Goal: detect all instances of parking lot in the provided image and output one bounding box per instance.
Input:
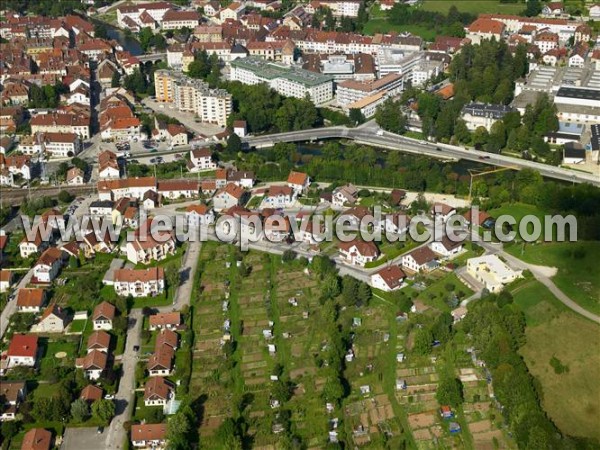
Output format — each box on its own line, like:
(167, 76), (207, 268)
(61, 427), (107, 450)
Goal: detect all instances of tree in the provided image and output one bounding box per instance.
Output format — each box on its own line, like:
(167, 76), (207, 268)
(436, 376), (463, 407)
(341, 275), (359, 306)
(32, 397), (54, 421)
(1, 420), (19, 442)
(71, 398), (90, 423)
(226, 133), (242, 154)
(322, 273), (341, 299)
(91, 399), (115, 424)
(187, 50), (211, 79)
(348, 108), (365, 126)
(454, 119), (471, 144)
(472, 126), (489, 149)
(111, 71), (121, 88)
(356, 281), (372, 306)
(165, 265), (180, 292)
(375, 99), (407, 134)
(58, 190), (74, 203)
(281, 249), (297, 262)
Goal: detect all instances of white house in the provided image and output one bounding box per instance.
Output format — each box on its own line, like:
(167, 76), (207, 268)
(76, 349), (108, 380)
(144, 376), (173, 407)
(287, 171), (310, 195)
(228, 170), (255, 188)
(264, 185), (295, 208)
(0, 269), (13, 293)
(66, 167), (84, 185)
(338, 239), (379, 266)
(429, 235), (464, 259)
(147, 345), (174, 377)
(32, 247), (64, 284)
(185, 204), (215, 227)
(590, 4), (600, 19)
(92, 301), (116, 331)
(149, 312), (181, 331)
(332, 184), (358, 207)
(380, 212), (409, 234)
(32, 303), (68, 333)
(131, 424), (167, 449)
(401, 246), (439, 272)
(113, 267), (165, 298)
(4, 334), (39, 371)
(371, 265), (406, 292)
(125, 231), (176, 265)
(431, 203), (457, 223)
(16, 288), (46, 313)
(188, 147), (217, 172)
(213, 183), (246, 211)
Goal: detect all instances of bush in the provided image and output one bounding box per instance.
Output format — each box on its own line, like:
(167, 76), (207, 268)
(58, 190), (74, 203)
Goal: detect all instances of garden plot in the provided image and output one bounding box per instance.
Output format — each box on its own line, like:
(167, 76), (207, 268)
(191, 244), (233, 436)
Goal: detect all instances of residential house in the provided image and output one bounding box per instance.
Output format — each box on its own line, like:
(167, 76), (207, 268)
(66, 167), (84, 185)
(233, 120), (247, 137)
(162, 10), (200, 30)
(0, 269), (13, 293)
(125, 227), (176, 265)
(147, 345), (174, 376)
(16, 288), (46, 313)
(287, 171), (310, 195)
(188, 148), (217, 172)
(89, 200), (115, 217)
(401, 246), (439, 272)
(149, 312), (181, 331)
(431, 203), (456, 223)
(462, 209), (494, 228)
(21, 429), (52, 450)
(429, 235), (464, 258)
(213, 183), (246, 211)
(5, 334), (39, 370)
(113, 267), (165, 297)
(461, 103), (516, 132)
(338, 239), (379, 266)
(228, 170), (255, 188)
(0, 381), (26, 421)
(466, 18), (505, 44)
(332, 184), (358, 207)
(541, 1), (563, 16)
(32, 247), (64, 283)
(264, 185), (295, 208)
(131, 423), (167, 449)
(98, 150), (120, 179)
(157, 179), (200, 199)
(590, 4), (600, 19)
(87, 330), (111, 354)
(156, 329), (179, 350)
(32, 303), (68, 333)
(76, 349), (108, 380)
(93, 301), (116, 330)
(80, 385), (103, 403)
(371, 265), (406, 291)
(144, 377), (173, 406)
(263, 214), (292, 242)
(380, 212), (409, 234)
(186, 204), (215, 227)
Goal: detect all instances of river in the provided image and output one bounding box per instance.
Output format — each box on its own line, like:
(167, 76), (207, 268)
(105, 24), (144, 56)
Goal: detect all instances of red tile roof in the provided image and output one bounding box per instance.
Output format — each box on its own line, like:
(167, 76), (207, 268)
(16, 288), (46, 308)
(7, 334), (38, 358)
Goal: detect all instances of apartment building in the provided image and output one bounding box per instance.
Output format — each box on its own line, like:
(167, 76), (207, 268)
(154, 70), (232, 126)
(161, 10), (200, 30)
(230, 57), (334, 105)
(30, 113), (89, 139)
(113, 267), (165, 297)
(336, 73), (402, 106)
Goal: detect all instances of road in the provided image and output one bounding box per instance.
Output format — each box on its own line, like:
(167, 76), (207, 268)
(104, 308), (142, 450)
(0, 268), (33, 339)
(479, 241), (600, 324)
(243, 126), (600, 187)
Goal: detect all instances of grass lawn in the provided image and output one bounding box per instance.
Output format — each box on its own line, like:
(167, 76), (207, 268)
(504, 241), (600, 316)
(246, 195), (264, 208)
(68, 320), (87, 333)
(511, 280), (600, 440)
(39, 339), (78, 374)
(420, 0), (525, 14)
(489, 202), (549, 241)
(363, 19), (437, 41)
(365, 238), (420, 268)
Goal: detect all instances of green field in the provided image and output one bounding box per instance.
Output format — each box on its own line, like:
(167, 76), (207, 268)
(505, 242), (600, 316)
(420, 0), (525, 14)
(511, 280), (600, 440)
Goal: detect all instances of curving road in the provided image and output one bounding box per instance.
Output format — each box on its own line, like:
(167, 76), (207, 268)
(244, 126), (600, 187)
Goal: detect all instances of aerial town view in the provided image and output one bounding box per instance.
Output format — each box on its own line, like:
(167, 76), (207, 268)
(0, 0), (599, 448)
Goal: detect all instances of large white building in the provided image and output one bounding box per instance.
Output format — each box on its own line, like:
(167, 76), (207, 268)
(466, 254), (522, 293)
(336, 73), (402, 107)
(154, 70), (232, 126)
(461, 103), (517, 131)
(230, 58), (334, 105)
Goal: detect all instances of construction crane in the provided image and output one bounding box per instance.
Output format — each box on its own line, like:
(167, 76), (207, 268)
(468, 166), (517, 201)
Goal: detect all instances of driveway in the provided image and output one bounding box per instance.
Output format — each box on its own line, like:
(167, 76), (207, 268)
(104, 309), (143, 449)
(62, 427), (107, 450)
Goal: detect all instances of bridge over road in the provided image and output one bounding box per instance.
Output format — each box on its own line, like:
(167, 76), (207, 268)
(137, 52), (166, 63)
(244, 127), (600, 187)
